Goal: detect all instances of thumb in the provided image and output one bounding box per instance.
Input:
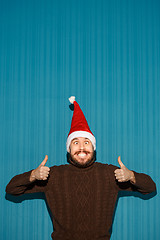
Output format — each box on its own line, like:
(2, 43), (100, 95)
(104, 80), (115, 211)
(118, 156), (125, 168)
(40, 155), (48, 166)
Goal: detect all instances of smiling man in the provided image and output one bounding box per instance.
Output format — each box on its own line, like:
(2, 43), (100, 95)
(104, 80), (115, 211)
(69, 137), (94, 166)
(6, 96), (156, 240)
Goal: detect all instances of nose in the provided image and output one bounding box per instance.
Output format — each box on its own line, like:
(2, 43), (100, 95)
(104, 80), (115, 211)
(79, 142), (84, 151)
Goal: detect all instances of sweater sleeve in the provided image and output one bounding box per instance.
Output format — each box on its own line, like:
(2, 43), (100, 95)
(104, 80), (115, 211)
(6, 170), (48, 196)
(108, 164), (156, 195)
(131, 171), (156, 194)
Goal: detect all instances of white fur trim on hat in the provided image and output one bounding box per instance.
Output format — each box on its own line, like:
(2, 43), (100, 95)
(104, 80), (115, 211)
(66, 130), (96, 152)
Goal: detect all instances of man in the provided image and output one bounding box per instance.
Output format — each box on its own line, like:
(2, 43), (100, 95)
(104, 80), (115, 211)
(6, 96), (156, 240)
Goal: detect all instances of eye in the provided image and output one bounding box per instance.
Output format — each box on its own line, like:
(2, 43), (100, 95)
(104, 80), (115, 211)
(73, 141), (78, 145)
(85, 141), (89, 144)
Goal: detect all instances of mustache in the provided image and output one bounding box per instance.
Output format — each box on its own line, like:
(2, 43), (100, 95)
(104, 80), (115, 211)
(74, 150), (91, 155)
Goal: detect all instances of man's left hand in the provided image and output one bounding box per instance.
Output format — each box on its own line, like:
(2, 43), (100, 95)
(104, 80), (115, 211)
(114, 156), (136, 184)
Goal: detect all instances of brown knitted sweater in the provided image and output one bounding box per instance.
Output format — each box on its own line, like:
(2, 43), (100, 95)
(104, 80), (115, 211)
(6, 162), (156, 240)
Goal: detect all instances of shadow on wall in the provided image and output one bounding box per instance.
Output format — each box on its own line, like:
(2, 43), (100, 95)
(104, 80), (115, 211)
(5, 189), (157, 236)
(109, 190), (157, 235)
(5, 192), (53, 228)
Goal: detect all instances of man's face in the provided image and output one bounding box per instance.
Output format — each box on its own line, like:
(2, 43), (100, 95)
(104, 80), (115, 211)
(69, 137), (94, 166)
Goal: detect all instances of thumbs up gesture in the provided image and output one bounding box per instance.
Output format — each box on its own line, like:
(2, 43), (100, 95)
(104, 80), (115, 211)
(114, 156), (136, 183)
(30, 155), (50, 182)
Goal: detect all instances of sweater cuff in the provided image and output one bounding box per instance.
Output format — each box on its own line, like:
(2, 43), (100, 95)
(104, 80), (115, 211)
(22, 170), (34, 184)
(13, 170), (34, 185)
(131, 171), (143, 187)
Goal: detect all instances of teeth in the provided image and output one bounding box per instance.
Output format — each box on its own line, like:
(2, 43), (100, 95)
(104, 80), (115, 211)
(78, 153), (87, 157)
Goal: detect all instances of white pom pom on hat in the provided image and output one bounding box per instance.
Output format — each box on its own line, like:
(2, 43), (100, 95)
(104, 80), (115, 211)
(68, 96), (75, 104)
(66, 96), (96, 152)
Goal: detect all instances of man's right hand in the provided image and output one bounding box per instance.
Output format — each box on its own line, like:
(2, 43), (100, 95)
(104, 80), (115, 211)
(29, 155), (50, 182)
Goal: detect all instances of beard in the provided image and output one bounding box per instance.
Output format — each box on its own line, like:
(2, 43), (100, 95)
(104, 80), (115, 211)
(67, 151), (96, 168)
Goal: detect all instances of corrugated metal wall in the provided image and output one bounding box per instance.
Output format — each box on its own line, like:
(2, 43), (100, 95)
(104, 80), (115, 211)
(0, 0), (159, 239)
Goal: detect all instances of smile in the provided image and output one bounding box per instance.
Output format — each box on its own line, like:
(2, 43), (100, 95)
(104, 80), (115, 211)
(77, 153), (87, 158)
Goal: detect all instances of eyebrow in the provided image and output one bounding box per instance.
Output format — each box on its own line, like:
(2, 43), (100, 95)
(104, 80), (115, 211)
(72, 138), (89, 141)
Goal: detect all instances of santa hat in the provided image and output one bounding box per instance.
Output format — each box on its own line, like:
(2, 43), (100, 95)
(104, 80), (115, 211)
(66, 96), (96, 152)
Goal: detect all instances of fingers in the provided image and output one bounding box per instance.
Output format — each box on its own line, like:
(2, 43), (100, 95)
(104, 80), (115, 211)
(115, 156), (125, 182)
(34, 155), (50, 181)
(40, 155), (48, 166)
(114, 168), (126, 182)
(38, 166), (50, 180)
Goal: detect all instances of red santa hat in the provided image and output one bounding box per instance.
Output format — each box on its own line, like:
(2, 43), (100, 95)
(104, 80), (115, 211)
(66, 96), (96, 152)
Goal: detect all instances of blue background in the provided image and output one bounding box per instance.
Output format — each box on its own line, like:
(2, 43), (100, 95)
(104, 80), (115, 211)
(0, 0), (159, 239)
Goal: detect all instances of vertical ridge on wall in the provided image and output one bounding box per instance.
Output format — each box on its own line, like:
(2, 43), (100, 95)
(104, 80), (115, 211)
(0, 0), (159, 239)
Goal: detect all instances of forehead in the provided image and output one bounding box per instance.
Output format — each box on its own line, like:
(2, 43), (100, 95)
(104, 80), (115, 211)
(71, 137), (91, 142)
